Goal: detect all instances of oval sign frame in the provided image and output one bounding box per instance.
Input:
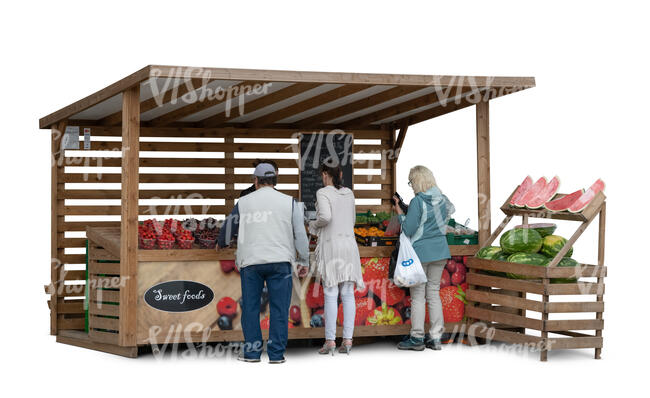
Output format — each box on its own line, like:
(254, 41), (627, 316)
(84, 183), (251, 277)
(143, 280), (214, 313)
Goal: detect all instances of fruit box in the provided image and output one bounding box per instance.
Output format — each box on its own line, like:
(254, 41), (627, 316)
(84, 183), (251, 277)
(465, 255), (606, 361)
(355, 234), (398, 246)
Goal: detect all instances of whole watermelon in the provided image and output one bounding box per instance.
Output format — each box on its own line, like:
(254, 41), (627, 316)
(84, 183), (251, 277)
(500, 228), (543, 254)
(514, 223), (557, 238)
(476, 246), (502, 259)
(494, 252), (510, 262)
(505, 252), (548, 279)
(550, 257), (579, 284)
(540, 235), (573, 258)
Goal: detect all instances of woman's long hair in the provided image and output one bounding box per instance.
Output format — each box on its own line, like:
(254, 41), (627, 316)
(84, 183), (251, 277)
(320, 160), (343, 189)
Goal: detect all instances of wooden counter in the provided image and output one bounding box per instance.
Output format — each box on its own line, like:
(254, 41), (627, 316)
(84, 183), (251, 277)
(86, 226), (478, 261)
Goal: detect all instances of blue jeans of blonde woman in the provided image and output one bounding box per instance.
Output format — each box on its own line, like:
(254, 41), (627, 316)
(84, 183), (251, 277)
(324, 281), (355, 341)
(409, 259), (446, 340)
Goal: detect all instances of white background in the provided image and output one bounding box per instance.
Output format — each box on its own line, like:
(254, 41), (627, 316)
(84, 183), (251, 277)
(1, 0), (649, 396)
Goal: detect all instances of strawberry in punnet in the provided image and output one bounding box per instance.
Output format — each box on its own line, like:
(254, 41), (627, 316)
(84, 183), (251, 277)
(216, 297), (237, 318)
(440, 284), (467, 323)
(305, 282), (325, 309)
(337, 297), (377, 326)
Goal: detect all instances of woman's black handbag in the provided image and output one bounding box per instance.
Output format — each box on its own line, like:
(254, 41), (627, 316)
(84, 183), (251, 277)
(388, 240), (400, 280)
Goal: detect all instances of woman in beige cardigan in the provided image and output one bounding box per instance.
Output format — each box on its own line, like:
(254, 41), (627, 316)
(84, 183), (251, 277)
(309, 162), (364, 355)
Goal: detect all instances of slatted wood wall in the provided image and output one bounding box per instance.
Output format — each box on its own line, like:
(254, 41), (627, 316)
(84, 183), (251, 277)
(50, 126), (395, 332)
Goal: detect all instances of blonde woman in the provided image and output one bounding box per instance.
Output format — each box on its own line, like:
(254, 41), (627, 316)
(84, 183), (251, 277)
(394, 166), (455, 351)
(309, 162), (364, 355)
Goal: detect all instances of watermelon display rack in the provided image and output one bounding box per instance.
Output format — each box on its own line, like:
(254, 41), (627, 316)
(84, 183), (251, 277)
(465, 187), (607, 361)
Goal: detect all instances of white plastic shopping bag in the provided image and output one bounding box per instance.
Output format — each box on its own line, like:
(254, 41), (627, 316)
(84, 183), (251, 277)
(394, 232), (427, 287)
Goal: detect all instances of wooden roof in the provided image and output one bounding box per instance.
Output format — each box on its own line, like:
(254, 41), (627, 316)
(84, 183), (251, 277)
(39, 65), (535, 130)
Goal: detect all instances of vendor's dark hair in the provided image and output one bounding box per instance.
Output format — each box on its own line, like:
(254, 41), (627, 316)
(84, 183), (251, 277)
(256, 175), (277, 186)
(320, 159), (343, 189)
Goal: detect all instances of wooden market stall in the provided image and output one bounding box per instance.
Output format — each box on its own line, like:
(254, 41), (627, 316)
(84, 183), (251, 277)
(40, 65), (535, 357)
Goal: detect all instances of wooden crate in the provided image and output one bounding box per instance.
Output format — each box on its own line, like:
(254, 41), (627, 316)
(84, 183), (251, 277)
(465, 189), (607, 361)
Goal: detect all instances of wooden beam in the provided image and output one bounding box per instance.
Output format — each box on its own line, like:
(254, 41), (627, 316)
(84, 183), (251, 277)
(147, 80), (259, 126)
(119, 85), (140, 347)
(150, 65), (536, 88)
(245, 84), (371, 127)
(595, 202), (606, 359)
(476, 100), (491, 246)
(99, 77), (219, 126)
(50, 121), (66, 335)
(295, 86), (424, 128)
(199, 83), (322, 127)
(39, 66), (150, 129)
(393, 122), (408, 159)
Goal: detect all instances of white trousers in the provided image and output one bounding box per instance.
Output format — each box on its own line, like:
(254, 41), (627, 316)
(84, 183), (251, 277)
(324, 281), (355, 340)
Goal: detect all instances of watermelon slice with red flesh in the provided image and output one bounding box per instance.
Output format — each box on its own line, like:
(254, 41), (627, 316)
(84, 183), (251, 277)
(544, 189), (584, 212)
(568, 179), (605, 213)
(514, 177), (547, 207)
(509, 176), (533, 206)
(526, 176), (560, 209)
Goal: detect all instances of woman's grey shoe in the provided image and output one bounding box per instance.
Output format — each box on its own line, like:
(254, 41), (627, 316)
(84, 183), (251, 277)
(397, 336), (425, 351)
(425, 337), (442, 350)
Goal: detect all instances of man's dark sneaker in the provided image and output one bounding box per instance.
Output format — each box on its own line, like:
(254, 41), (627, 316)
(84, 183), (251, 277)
(237, 353), (261, 363)
(397, 336), (425, 351)
(269, 357), (286, 364)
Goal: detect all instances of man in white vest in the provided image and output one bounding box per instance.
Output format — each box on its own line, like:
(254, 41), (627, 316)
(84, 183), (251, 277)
(217, 163), (309, 363)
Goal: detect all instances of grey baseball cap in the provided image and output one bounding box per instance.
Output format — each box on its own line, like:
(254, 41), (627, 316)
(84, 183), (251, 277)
(253, 163), (277, 177)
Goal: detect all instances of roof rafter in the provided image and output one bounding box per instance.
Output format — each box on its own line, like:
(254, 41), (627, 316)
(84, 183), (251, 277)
(342, 86), (476, 128)
(148, 80), (260, 127)
(294, 86), (425, 128)
(245, 84), (372, 127)
(198, 83), (323, 128)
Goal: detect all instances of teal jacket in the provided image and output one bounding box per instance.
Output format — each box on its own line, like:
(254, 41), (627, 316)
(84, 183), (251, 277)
(398, 187), (454, 263)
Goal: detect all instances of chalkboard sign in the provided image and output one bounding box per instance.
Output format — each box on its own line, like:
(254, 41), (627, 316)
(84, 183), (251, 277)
(300, 133), (353, 211)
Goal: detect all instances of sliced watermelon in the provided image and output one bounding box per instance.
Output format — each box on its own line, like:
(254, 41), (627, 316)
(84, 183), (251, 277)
(568, 179), (605, 213)
(544, 189), (584, 212)
(514, 177), (547, 207)
(509, 176), (533, 206)
(526, 176), (560, 209)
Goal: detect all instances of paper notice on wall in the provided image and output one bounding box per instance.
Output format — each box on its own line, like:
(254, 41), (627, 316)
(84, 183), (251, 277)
(61, 126), (80, 150)
(83, 128), (91, 150)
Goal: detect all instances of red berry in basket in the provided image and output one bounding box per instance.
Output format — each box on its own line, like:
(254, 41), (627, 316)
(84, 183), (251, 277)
(216, 297), (237, 318)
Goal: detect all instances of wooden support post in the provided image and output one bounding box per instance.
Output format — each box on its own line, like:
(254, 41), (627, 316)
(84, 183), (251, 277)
(595, 202), (606, 359)
(224, 137), (235, 214)
(476, 101), (491, 246)
(51, 121), (66, 335)
(119, 86), (140, 347)
(389, 127), (398, 208)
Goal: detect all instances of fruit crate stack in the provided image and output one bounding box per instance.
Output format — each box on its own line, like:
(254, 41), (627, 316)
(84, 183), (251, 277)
(465, 186), (607, 361)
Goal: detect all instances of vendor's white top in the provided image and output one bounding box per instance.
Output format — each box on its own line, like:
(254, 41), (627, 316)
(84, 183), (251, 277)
(236, 186), (309, 270)
(309, 185), (364, 289)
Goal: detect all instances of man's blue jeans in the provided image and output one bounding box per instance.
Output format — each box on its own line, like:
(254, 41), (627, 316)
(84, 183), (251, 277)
(239, 262), (292, 361)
